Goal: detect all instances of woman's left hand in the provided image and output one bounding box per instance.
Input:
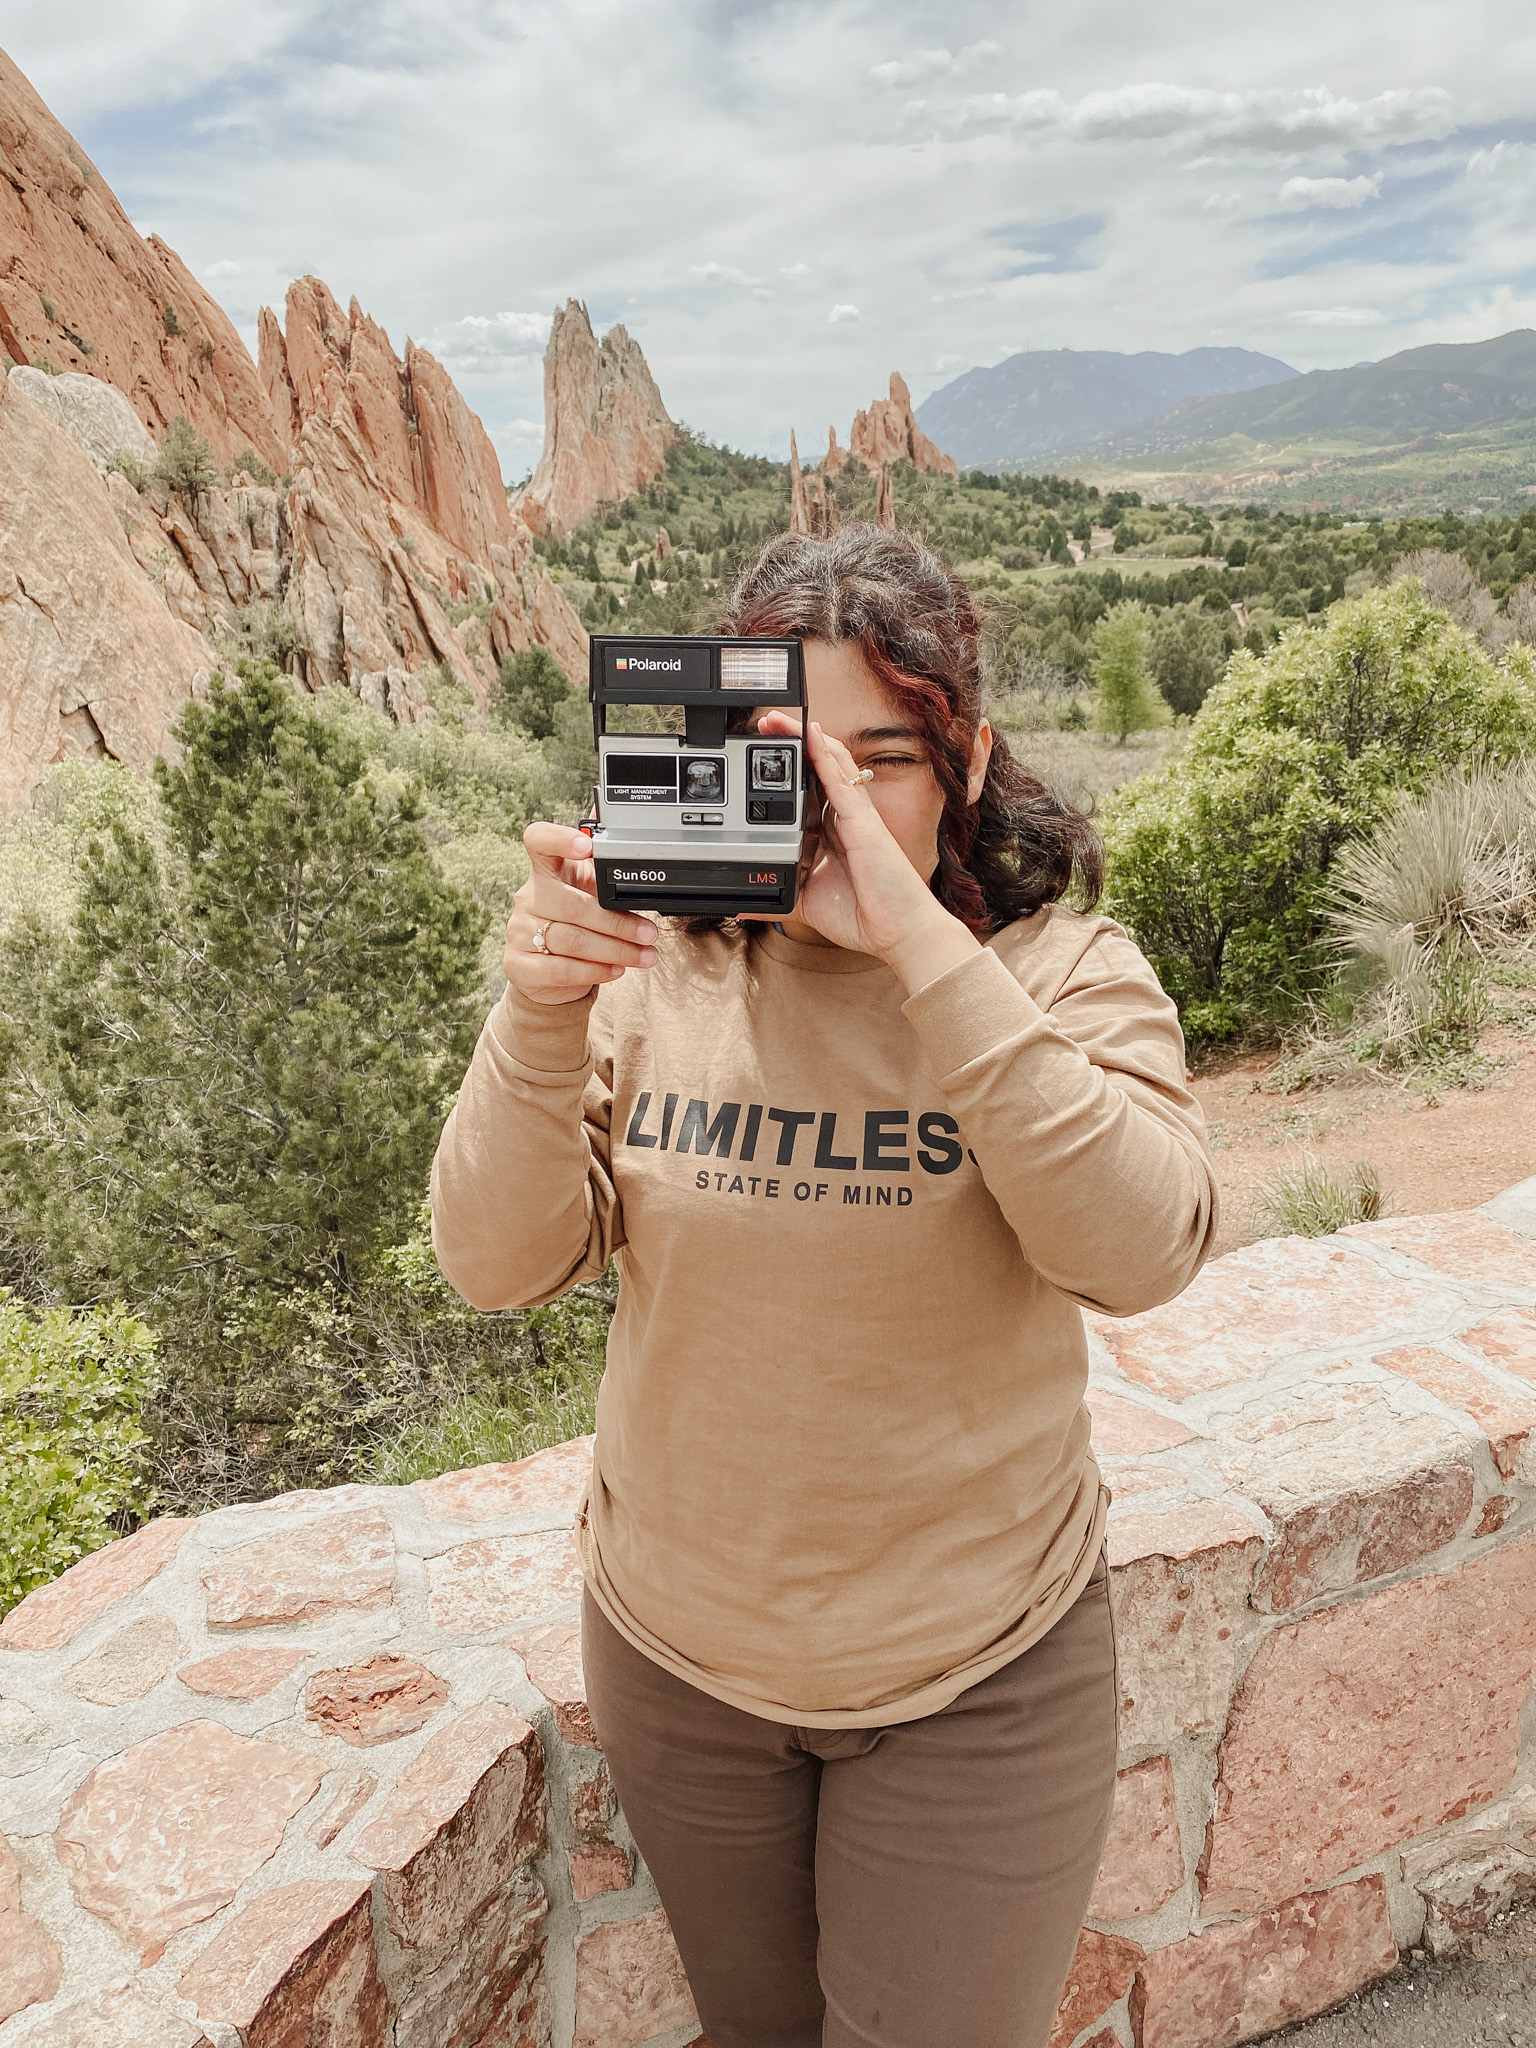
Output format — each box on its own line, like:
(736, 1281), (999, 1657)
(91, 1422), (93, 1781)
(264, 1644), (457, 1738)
(793, 720), (982, 993)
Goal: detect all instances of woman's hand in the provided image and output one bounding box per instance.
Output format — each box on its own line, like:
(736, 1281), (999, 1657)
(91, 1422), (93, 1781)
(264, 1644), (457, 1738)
(505, 823), (657, 1005)
(793, 720), (981, 994)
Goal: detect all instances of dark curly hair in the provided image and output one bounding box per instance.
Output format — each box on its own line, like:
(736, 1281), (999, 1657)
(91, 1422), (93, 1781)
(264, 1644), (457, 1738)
(718, 523), (1102, 933)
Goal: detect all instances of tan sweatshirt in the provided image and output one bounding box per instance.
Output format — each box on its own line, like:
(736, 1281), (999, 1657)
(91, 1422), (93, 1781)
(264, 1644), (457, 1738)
(431, 910), (1216, 1727)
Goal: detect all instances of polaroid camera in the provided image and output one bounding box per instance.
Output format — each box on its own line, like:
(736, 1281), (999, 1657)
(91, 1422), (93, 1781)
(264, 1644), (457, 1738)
(586, 635), (810, 916)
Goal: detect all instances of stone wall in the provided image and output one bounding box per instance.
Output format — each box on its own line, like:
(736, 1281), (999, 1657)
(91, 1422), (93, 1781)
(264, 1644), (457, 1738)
(3, 1179), (1536, 2047)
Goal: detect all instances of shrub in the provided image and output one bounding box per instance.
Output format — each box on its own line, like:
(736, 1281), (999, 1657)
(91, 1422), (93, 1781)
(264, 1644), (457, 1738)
(108, 447), (151, 493)
(0, 1296), (160, 1615)
(231, 448), (280, 489)
(154, 415), (218, 506)
(491, 645), (576, 741)
(1255, 1159), (1384, 1239)
(1100, 581), (1536, 1037)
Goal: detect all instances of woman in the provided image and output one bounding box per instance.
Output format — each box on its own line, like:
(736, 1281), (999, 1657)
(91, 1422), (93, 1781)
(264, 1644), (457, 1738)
(432, 525), (1216, 2048)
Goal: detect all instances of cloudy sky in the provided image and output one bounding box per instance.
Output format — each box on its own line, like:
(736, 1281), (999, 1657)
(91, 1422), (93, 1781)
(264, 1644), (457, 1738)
(6, 1), (1536, 474)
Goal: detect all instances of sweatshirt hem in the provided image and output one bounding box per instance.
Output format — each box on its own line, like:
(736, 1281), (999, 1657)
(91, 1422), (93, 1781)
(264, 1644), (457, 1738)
(575, 1483), (1110, 1730)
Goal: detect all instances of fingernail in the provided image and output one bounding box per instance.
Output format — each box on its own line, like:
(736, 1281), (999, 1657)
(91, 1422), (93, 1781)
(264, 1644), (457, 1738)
(638, 948), (657, 966)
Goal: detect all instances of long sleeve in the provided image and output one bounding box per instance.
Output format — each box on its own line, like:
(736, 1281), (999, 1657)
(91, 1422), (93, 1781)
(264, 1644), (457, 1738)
(430, 985), (621, 1311)
(901, 932), (1216, 1316)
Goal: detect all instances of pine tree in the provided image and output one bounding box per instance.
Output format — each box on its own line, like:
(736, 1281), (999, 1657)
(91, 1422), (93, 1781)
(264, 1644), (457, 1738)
(1090, 601), (1169, 745)
(5, 663), (486, 1306)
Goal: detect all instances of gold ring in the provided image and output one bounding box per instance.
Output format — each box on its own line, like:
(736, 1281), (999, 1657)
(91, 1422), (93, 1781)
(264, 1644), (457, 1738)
(531, 921), (551, 954)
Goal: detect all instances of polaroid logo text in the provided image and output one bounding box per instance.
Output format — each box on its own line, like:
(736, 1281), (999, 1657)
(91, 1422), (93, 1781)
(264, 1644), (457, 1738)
(614, 655), (683, 673)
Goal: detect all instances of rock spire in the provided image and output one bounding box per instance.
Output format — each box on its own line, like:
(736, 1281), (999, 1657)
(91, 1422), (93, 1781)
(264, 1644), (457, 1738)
(849, 373), (958, 478)
(519, 302), (675, 536)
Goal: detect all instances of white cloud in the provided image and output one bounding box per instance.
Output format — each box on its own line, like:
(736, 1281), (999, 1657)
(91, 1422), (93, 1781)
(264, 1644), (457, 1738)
(1203, 193), (1243, 213)
(689, 262), (759, 285)
(828, 304), (861, 323)
(1280, 172), (1383, 208)
(1289, 305), (1383, 325)
(957, 83), (1453, 154)
(201, 258), (243, 277)
(426, 309), (552, 373)
(869, 41), (1000, 88)
(780, 262), (811, 278)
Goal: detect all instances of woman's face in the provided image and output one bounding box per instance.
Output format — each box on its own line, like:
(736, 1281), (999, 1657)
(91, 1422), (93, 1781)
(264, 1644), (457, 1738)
(787, 637), (992, 887)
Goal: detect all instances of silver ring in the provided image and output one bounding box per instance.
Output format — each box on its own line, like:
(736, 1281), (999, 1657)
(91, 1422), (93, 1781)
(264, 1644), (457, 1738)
(531, 922), (551, 954)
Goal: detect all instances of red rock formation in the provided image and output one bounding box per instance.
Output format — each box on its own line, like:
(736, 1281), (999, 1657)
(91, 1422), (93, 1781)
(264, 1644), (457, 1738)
(875, 463), (895, 532)
(848, 373), (958, 478)
(788, 431), (809, 534)
(0, 376), (213, 816)
(0, 48), (284, 468)
(821, 425), (849, 477)
(259, 279), (586, 696)
(519, 302), (674, 536)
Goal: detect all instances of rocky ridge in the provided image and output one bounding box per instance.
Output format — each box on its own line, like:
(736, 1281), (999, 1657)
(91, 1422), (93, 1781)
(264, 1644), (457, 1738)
(0, 47), (587, 816)
(518, 302), (675, 537)
(0, 49), (283, 470)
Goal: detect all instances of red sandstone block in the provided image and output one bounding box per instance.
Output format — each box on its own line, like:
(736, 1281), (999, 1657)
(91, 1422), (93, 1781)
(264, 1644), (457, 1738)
(1133, 1875), (1396, 2048)
(427, 1529), (583, 1634)
(0, 1982), (211, 2045)
(1048, 1927), (1143, 2048)
(61, 1614), (180, 1705)
(53, 1719), (321, 1963)
(571, 1759), (619, 1841)
(1375, 1345), (1536, 1479)
(1090, 1755), (1184, 1921)
(176, 1878), (386, 2047)
(201, 1510), (395, 1630)
(1085, 1387), (1196, 1454)
(1202, 1536), (1536, 1915)
(178, 1643), (307, 1699)
(573, 1908), (698, 2048)
(1108, 1501), (1263, 1751)
(391, 1870), (547, 2048)
(1401, 1785), (1536, 1955)
(1091, 1238), (1448, 1400)
(352, 1702), (545, 1950)
(309, 1767), (379, 1849)
(571, 1840), (635, 1901)
(1208, 1392), (1474, 1611)
(523, 1619), (597, 1746)
(0, 1518), (190, 1651)
(413, 1434), (594, 1522)
(0, 1835), (62, 2025)
(305, 1653), (450, 1747)
(1344, 1212), (1536, 1291)
(1464, 1311), (1536, 1381)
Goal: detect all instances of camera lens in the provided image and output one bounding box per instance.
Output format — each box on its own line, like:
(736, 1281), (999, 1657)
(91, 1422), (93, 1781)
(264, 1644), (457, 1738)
(682, 757), (726, 804)
(752, 746), (793, 790)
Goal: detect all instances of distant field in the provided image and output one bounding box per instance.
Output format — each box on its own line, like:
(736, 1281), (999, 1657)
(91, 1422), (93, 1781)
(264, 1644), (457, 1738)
(1053, 418), (1536, 516)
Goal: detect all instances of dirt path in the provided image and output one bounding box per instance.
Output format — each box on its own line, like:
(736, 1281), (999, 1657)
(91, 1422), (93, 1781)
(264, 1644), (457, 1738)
(1191, 1027), (1536, 1259)
(1256, 1903), (1536, 2047)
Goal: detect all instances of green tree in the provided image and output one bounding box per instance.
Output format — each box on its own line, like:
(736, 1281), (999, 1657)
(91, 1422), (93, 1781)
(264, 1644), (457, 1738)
(154, 415), (217, 507)
(1091, 601), (1169, 743)
(3, 662), (486, 1308)
(1100, 580), (1536, 1038)
(491, 646), (575, 741)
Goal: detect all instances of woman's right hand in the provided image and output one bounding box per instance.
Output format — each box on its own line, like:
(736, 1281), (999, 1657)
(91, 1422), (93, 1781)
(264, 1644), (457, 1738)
(504, 823), (658, 1005)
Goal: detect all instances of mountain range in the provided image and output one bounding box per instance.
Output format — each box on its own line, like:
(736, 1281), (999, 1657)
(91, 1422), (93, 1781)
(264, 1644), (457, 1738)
(914, 347), (1298, 468)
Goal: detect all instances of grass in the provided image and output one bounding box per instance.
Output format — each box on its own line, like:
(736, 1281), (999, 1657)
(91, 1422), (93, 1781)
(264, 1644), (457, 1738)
(1254, 1158), (1385, 1238)
(362, 1349), (604, 1485)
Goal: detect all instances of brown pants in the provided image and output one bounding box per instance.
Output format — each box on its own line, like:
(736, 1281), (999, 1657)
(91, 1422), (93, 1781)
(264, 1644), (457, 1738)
(581, 1562), (1118, 2048)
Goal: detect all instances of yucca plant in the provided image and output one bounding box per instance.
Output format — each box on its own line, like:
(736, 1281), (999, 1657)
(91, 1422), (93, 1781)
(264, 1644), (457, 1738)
(1255, 1158), (1385, 1238)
